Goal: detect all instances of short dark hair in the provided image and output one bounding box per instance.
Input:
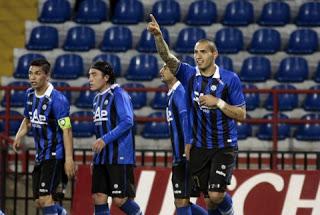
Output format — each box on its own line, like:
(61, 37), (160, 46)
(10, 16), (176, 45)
(196, 39), (218, 53)
(91, 61), (115, 84)
(30, 59), (51, 74)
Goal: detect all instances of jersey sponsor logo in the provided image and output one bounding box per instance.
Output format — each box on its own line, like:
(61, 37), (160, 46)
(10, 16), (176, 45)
(216, 170), (226, 177)
(29, 109), (47, 126)
(193, 91), (211, 113)
(166, 108), (173, 123)
(94, 107), (108, 122)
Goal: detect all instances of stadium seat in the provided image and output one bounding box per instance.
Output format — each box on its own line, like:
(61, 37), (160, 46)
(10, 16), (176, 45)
(100, 26), (132, 52)
(296, 2), (320, 26)
(26, 26), (58, 50)
(51, 81), (71, 102)
(137, 28), (170, 53)
(52, 54), (83, 79)
(223, 0), (254, 26)
(151, 85), (168, 109)
(179, 55), (195, 66)
(122, 83), (147, 109)
(14, 53), (46, 79)
(215, 28), (243, 53)
(275, 57), (308, 82)
(0, 110), (23, 136)
(215, 55), (233, 71)
(71, 111), (94, 137)
(302, 85), (320, 111)
(152, 0), (180, 25)
(257, 113), (290, 140)
(185, 0), (217, 25)
(74, 0), (108, 24)
(39, 0), (71, 23)
(314, 62), (320, 83)
(75, 83), (96, 109)
(258, 1), (290, 26)
(287, 29), (318, 54)
(237, 114), (252, 139)
(249, 28), (281, 54)
(112, 0), (144, 24)
(1, 81), (30, 107)
(92, 54), (121, 77)
(141, 112), (169, 139)
(242, 84), (260, 111)
(63, 26), (95, 51)
(264, 84), (298, 111)
(174, 27), (206, 53)
(295, 113), (320, 141)
(240, 56), (271, 82)
(125, 54), (158, 81)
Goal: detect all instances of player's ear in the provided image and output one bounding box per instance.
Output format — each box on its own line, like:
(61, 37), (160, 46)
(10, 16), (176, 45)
(104, 74), (110, 83)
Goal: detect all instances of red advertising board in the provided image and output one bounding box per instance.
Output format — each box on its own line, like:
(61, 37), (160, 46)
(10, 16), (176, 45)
(72, 166), (320, 215)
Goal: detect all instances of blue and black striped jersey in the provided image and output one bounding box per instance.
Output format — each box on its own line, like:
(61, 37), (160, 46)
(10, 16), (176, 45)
(92, 84), (135, 165)
(166, 81), (192, 163)
(176, 63), (245, 149)
(23, 83), (70, 162)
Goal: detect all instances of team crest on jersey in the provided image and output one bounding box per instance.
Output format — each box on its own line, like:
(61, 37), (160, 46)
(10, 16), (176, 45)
(104, 99), (109, 105)
(42, 104), (47, 110)
(210, 85), (217, 92)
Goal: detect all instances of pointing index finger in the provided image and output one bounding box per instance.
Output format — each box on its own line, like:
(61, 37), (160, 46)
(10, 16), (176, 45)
(150, 14), (158, 24)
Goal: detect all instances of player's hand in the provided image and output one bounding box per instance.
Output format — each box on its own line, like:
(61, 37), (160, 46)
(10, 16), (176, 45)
(199, 94), (218, 108)
(13, 137), (22, 153)
(92, 138), (106, 153)
(64, 158), (76, 179)
(147, 14), (162, 36)
(185, 144), (191, 161)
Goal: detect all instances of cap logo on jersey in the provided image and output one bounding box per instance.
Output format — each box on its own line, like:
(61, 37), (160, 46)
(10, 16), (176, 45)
(94, 107), (108, 122)
(29, 109), (47, 126)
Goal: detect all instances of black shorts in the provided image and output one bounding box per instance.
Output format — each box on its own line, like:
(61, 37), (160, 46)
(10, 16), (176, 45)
(32, 159), (68, 200)
(190, 147), (237, 197)
(172, 161), (191, 199)
(92, 164), (136, 198)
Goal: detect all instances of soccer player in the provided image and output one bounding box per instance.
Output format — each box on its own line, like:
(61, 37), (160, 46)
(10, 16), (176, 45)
(148, 15), (246, 215)
(13, 59), (75, 215)
(161, 64), (207, 215)
(89, 61), (142, 215)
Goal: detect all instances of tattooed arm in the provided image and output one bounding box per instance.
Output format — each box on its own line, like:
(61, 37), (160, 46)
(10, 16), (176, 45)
(147, 14), (180, 74)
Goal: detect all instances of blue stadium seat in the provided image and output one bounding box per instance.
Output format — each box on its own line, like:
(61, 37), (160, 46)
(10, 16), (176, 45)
(223, 0), (254, 26)
(63, 26), (95, 51)
(152, 0), (180, 25)
(51, 81), (71, 102)
(125, 54), (158, 81)
(14, 53), (46, 79)
(240, 56), (271, 82)
(258, 1), (290, 26)
(303, 85), (320, 111)
(100, 26), (132, 52)
(122, 83), (147, 109)
(264, 84), (298, 111)
(295, 113), (320, 141)
(242, 84), (260, 110)
(0, 110), (23, 136)
(237, 114), (252, 139)
(314, 62), (320, 83)
(74, 0), (108, 24)
(26, 26), (58, 50)
(249, 28), (281, 54)
(215, 28), (243, 53)
(257, 113), (290, 140)
(174, 27), (206, 53)
(1, 81), (30, 107)
(215, 55), (233, 71)
(112, 0), (144, 24)
(142, 112), (169, 139)
(186, 0), (217, 25)
(151, 85), (168, 109)
(137, 28), (170, 53)
(92, 54), (121, 77)
(39, 0), (71, 23)
(179, 55), (195, 66)
(71, 111), (94, 137)
(75, 83), (96, 108)
(287, 29), (318, 54)
(52, 54), (83, 79)
(296, 2), (320, 26)
(275, 57), (308, 82)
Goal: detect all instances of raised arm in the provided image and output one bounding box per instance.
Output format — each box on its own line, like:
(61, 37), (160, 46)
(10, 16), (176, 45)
(147, 14), (180, 74)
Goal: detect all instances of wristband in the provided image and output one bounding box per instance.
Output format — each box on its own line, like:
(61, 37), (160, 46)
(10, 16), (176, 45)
(217, 99), (226, 109)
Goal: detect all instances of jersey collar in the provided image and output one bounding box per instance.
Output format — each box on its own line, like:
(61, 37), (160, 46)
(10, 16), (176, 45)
(167, 81), (181, 96)
(35, 82), (53, 98)
(98, 83), (119, 95)
(196, 64), (220, 79)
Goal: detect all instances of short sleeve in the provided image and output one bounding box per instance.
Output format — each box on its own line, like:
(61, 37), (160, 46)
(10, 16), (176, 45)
(52, 93), (70, 120)
(228, 73), (246, 106)
(176, 63), (197, 88)
(23, 90), (30, 118)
